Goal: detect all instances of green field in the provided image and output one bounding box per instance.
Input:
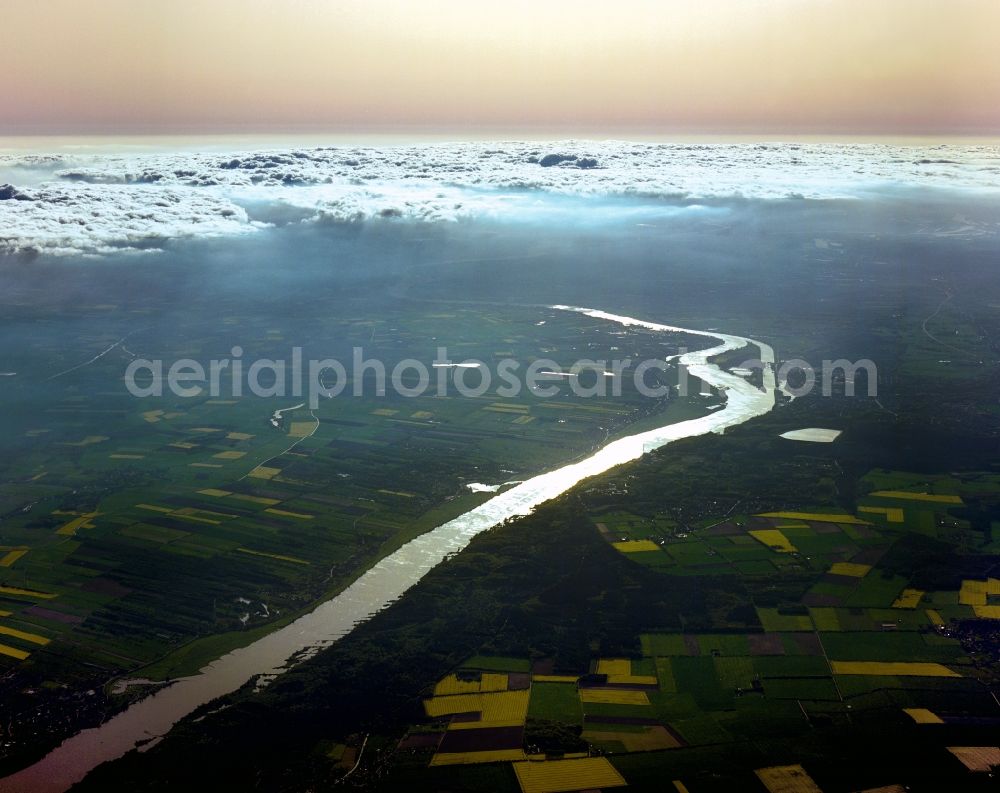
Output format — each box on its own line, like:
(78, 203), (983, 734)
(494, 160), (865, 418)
(0, 297), (713, 762)
(526, 682), (582, 724)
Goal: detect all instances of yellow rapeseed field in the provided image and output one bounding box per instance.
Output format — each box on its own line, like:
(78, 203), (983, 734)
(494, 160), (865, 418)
(892, 589), (924, 609)
(595, 658), (658, 684)
(265, 508), (314, 520)
(429, 749), (526, 766)
(748, 529), (797, 553)
(606, 674), (658, 686)
(0, 625), (50, 645)
(579, 688), (649, 705)
(288, 422), (315, 438)
(830, 661), (959, 677)
(596, 659), (631, 676)
(829, 562), (871, 577)
(248, 466), (281, 480)
(423, 690), (530, 724)
(858, 505), (904, 522)
(757, 511), (870, 524)
(0, 549), (28, 568)
(434, 673), (509, 696)
(869, 490), (962, 504)
(136, 504), (174, 514)
(754, 764), (823, 793)
(448, 718), (526, 732)
(513, 757), (626, 793)
(958, 579), (999, 605)
(0, 585), (56, 599)
(55, 512), (99, 536)
(611, 540), (660, 553)
(904, 708), (944, 724)
(0, 643), (30, 661)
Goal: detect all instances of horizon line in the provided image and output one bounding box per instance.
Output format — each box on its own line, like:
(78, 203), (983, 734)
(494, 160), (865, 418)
(2, 127), (1000, 144)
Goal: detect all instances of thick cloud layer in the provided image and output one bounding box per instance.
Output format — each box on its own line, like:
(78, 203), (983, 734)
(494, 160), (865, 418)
(1, 141), (998, 256)
(0, 182), (258, 257)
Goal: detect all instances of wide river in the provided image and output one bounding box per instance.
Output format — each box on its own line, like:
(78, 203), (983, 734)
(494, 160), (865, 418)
(0, 306), (777, 792)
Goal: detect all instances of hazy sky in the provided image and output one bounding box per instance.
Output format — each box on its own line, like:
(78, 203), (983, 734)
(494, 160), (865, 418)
(4, 0), (999, 135)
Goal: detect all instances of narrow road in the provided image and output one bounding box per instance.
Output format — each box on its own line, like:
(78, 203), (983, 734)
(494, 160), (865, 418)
(920, 292), (974, 359)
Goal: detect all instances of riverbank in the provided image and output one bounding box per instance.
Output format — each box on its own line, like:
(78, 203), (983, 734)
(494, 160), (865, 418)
(0, 308), (776, 793)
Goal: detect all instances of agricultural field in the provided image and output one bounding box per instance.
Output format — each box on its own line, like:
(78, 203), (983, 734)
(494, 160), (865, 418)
(0, 293), (715, 766)
(386, 474), (999, 793)
(286, 446), (1000, 791)
(13, 221), (1000, 791)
